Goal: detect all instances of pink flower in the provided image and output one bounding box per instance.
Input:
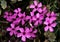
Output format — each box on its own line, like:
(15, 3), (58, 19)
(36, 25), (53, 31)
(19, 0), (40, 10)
(44, 11), (57, 32)
(46, 11), (57, 17)
(4, 11), (17, 22)
(17, 27), (37, 41)
(30, 0), (42, 8)
(44, 22), (57, 32)
(7, 24), (20, 36)
(14, 8), (21, 13)
(18, 12), (26, 25)
(30, 0), (43, 13)
(44, 17), (56, 25)
(29, 12), (44, 26)
(34, 13), (44, 26)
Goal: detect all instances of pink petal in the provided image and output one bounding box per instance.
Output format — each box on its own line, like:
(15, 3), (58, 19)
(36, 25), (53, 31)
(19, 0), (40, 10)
(31, 33), (36, 37)
(50, 17), (57, 21)
(44, 21), (48, 25)
(20, 28), (24, 32)
(34, 21), (38, 26)
(38, 8), (42, 13)
(33, 29), (37, 33)
(25, 33), (31, 38)
(17, 8), (21, 12)
(18, 13), (22, 17)
(51, 22), (57, 27)
(14, 9), (18, 13)
(10, 24), (15, 28)
(32, 16), (36, 21)
(43, 7), (47, 11)
(49, 26), (54, 32)
(15, 26), (20, 30)
(25, 27), (30, 33)
(46, 12), (50, 17)
(45, 17), (49, 21)
(22, 12), (25, 17)
(39, 15), (44, 20)
(44, 26), (49, 31)
(13, 31), (17, 35)
(26, 16), (31, 20)
(32, 8), (37, 12)
(38, 2), (42, 7)
(30, 4), (35, 8)
(4, 11), (8, 15)
(21, 35), (26, 41)
(12, 14), (17, 19)
(36, 13), (40, 18)
(39, 20), (42, 24)
(7, 27), (12, 31)
(22, 20), (25, 25)
(9, 31), (13, 36)
(30, 12), (34, 16)
(34, 1), (38, 6)
(29, 28), (33, 32)
(17, 33), (22, 37)
(51, 11), (57, 16)
(6, 17), (13, 22)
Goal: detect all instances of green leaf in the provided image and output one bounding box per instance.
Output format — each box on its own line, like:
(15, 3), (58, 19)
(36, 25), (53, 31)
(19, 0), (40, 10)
(1, 0), (7, 9)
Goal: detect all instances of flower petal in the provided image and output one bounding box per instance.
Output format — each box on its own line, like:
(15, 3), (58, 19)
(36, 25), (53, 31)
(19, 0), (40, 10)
(38, 8), (42, 13)
(44, 21), (48, 25)
(30, 4), (35, 8)
(31, 33), (36, 37)
(44, 26), (49, 31)
(10, 24), (15, 28)
(21, 35), (26, 41)
(15, 26), (20, 30)
(34, 21), (38, 26)
(51, 22), (57, 27)
(17, 8), (21, 12)
(25, 16), (31, 20)
(51, 11), (57, 16)
(30, 12), (34, 16)
(38, 2), (42, 7)
(33, 29), (37, 33)
(17, 33), (22, 37)
(14, 9), (18, 13)
(26, 33), (31, 38)
(22, 20), (25, 25)
(49, 26), (54, 32)
(9, 31), (13, 36)
(25, 27), (30, 33)
(36, 13), (40, 18)
(7, 27), (11, 31)
(20, 28), (24, 32)
(39, 20), (42, 24)
(34, 1), (38, 6)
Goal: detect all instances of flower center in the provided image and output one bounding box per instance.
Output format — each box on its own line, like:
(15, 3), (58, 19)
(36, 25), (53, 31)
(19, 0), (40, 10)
(12, 28), (15, 30)
(23, 32), (25, 35)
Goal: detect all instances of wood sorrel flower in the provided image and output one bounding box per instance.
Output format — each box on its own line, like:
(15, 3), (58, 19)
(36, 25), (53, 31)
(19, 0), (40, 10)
(44, 11), (57, 32)
(7, 24), (20, 36)
(44, 22), (57, 32)
(30, 0), (42, 9)
(17, 27), (37, 41)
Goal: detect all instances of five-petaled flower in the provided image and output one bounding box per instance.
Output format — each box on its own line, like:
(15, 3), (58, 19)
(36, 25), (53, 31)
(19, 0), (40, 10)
(7, 24), (20, 36)
(17, 27), (37, 41)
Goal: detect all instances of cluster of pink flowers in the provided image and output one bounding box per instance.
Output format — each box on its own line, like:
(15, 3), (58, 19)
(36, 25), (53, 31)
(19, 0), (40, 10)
(3, 0), (57, 42)
(44, 12), (57, 32)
